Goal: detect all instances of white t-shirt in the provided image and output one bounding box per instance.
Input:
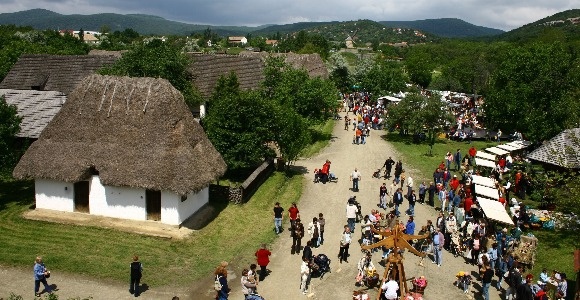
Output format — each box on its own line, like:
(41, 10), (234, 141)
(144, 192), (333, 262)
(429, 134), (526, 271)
(382, 280), (399, 299)
(346, 204), (359, 218)
(351, 171), (361, 180)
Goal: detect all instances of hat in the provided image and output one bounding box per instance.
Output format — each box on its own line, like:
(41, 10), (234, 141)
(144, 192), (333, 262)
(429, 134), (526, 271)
(453, 175), (457, 178)
(457, 271), (465, 277)
(502, 228), (508, 233)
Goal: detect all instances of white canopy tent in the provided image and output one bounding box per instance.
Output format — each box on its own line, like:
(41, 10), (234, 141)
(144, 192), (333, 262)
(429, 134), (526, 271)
(476, 158), (496, 168)
(507, 141), (530, 150)
(485, 147), (510, 156)
(497, 144), (519, 151)
(476, 151), (496, 161)
(378, 96), (402, 103)
(477, 197), (514, 225)
(471, 175), (496, 188)
(474, 183), (499, 200)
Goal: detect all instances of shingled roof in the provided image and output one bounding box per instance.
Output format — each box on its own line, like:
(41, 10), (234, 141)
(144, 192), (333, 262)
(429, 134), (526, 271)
(0, 54), (118, 95)
(527, 128), (580, 169)
(188, 54), (265, 98)
(0, 89), (66, 139)
(240, 52), (329, 79)
(13, 74), (227, 195)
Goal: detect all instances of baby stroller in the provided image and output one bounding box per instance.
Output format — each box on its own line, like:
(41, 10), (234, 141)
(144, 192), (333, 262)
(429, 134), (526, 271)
(450, 231), (464, 257)
(372, 167), (383, 178)
(328, 173), (338, 183)
(310, 254), (331, 278)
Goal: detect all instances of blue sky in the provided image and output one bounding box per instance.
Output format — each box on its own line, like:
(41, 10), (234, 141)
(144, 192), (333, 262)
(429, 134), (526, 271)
(0, 0), (577, 31)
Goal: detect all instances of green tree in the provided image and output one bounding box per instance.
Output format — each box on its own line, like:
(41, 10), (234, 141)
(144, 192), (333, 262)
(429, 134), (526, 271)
(386, 93), (453, 155)
(99, 39), (201, 111)
(274, 105), (310, 166)
(202, 73), (277, 172)
(354, 58), (407, 96)
(485, 42), (578, 142)
(404, 47), (433, 88)
(0, 96), (21, 172)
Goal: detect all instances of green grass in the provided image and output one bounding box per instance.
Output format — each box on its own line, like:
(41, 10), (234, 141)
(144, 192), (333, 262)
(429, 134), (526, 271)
(385, 132), (577, 290)
(0, 171), (303, 287)
(382, 132), (497, 182)
(300, 119), (336, 158)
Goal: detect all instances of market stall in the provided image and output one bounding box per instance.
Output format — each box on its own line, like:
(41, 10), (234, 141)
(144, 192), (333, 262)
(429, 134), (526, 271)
(475, 158), (496, 168)
(485, 147), (510, 156)
(477, 197), (513, 225)
(475, 151), (496, 161)
(471, 174), (496, 188)
(474, 184), (500, 200)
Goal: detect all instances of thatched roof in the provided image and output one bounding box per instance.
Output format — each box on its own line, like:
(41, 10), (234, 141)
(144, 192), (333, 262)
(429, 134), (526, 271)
(527, 128), (580, 169)
(188, 54), (265, 98)
(240, 52), (329, 79)
(0, 89), (66, 139)
(13, 74), (227, 195)
(0, 54), (118, 95)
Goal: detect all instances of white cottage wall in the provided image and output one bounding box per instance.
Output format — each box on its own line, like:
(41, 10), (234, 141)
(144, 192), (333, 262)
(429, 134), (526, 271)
(88, 176), (146, 221)
(161, 187), (209, 225)
(35, 179), (74, 211)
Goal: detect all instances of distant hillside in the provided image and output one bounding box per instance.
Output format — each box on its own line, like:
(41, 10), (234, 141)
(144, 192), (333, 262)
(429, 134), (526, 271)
(295, 19), (437, 44)
(379, 18), (504, 38)
(0, 9), (256, 36)
(0, 9), (504, 40)
(498, 9), (580, 42)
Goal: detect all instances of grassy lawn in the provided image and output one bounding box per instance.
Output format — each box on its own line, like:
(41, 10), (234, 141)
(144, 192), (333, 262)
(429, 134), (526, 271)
(0, 171), (303, 288)
(385, 132), (578, 289)
(300, 118), (337, 158)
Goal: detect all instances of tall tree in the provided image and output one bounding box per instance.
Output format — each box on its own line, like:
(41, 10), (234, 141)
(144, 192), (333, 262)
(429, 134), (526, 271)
(0, 96), (21, 172)
(485, 42), (579, 142)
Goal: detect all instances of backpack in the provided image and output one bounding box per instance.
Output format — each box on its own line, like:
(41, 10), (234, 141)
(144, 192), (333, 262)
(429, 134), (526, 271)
(214, 275), (222, 291)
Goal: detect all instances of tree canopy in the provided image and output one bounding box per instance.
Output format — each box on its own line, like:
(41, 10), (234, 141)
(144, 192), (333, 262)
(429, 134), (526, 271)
(0, 96), (22, 173)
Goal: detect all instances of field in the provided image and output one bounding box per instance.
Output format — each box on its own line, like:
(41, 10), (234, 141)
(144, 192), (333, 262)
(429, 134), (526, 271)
(384, 132), (577, 284)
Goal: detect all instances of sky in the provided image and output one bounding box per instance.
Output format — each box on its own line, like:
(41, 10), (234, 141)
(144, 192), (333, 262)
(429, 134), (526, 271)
(0, 0), (577, 31)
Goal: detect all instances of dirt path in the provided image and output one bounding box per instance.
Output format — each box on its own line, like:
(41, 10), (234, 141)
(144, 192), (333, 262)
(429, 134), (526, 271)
(2, 114), (506, 300)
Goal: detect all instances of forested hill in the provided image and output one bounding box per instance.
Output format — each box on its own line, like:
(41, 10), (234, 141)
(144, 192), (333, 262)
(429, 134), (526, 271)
(0, 9), (503, 39)
(0, 9), (259, 36)
(379, 18), (504, 38)
(497, 9), (580, 42)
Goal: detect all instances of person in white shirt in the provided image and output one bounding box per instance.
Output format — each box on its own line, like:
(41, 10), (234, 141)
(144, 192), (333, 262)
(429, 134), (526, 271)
(381, 275), (399, 300)
(300, 258), (310, 295)
(406, 175), (413, 198)
(346, 199), (359, 232)
(350, 168), (362, 191)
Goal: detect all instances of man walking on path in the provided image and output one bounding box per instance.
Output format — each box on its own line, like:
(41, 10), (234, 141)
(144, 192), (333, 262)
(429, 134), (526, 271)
(350, 168), (361, 192)
(433, 228), (444, 267)
(454, 149), (462, 171)
(406, 175), (413, 199)
(383, 157), (395, 179)
(379, 182), (388, 209)
(346, 199), (359, 232)
(393, 188), (403, 217)
(338, 226), (352, 263)
(273, 202), (283, 234)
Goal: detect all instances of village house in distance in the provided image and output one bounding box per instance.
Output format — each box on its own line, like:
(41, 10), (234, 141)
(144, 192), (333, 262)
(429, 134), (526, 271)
(13, 74), (227, 226)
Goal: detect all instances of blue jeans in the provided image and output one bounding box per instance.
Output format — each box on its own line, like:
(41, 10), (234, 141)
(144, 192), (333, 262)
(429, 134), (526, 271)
(347, 218), (356, 232)
(274, 218), (282, 234)
(394, 203), (400, 216)
(482, 282), (490, 300)
(434, 245), (442, 265)
(408, 204), (414, 216)
(34, 278), (50, 294)
(352, 178), (359, 191)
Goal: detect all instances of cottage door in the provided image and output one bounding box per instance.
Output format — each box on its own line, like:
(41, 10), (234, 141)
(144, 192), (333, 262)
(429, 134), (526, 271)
(146, 190), (161, 221)
(74, 181), (90, 213)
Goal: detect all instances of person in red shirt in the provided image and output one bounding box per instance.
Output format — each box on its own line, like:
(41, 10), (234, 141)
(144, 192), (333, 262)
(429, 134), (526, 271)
(255, 244), (272, 281)
(288, 203), (300, 230)
(464, 196), (473, 213)
(321, 160), (331, 183)
(450, 175), (460, 191)
(468, 146), (477, 166)
(438, 161), (446, 171)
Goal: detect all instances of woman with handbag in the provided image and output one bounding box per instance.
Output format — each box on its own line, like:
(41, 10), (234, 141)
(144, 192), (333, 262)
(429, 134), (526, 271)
(33, 256), (52, 297)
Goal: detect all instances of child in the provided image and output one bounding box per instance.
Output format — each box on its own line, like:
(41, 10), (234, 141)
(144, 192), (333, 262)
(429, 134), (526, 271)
(454, 271), (472, 294)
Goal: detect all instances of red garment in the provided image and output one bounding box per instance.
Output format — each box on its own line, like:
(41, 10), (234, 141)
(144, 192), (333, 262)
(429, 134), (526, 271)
(469, 147), (477, 157)
(255, 248), (271, 267)
(321, 162), (330, 175)
(288, 206), (299, 220)
(499, 158), (506, 168)
(464, 197), (473, 212)
(499, 197), (506, 205)
(438, 162), (445, 170)
(450, 178), (460, 191)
